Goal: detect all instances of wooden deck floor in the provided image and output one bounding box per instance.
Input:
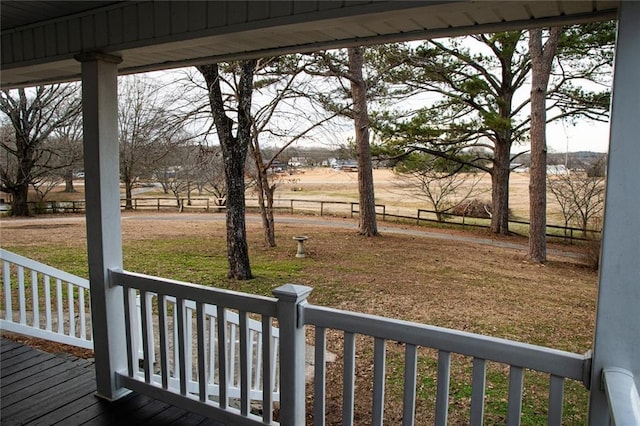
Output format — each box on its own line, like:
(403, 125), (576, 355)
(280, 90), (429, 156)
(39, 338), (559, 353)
(0, 337), (226, 426)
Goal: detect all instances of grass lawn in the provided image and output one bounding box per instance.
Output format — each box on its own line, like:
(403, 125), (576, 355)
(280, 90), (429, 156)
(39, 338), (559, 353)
(0, 212), (598, 424)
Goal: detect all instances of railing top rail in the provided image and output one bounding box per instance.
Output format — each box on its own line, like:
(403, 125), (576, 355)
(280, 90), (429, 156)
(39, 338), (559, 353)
(111, 269), (278, 317)
(304, 304), (587, 382)
(0, 248), (89, 288)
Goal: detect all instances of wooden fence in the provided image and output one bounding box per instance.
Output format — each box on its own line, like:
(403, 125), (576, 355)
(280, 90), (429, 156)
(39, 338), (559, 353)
(21, 197), (598, 242)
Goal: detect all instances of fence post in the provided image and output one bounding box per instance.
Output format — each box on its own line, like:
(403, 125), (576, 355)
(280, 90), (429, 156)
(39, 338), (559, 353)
(273, 284), (312, 425)
(320, 201), (324, 217)
(290, 199), (294, 215)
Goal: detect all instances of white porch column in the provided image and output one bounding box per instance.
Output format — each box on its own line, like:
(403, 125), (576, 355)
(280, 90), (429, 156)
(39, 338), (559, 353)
(588, 2), (640, 423)
(77, 53), (129, 400)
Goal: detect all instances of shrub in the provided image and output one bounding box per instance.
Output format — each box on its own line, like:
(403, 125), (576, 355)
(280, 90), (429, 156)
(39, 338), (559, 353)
(451, 199), (492, 218)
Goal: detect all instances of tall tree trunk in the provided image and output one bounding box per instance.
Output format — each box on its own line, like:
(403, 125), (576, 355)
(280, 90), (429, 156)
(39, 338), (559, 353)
(10, 183), (30, 216)
(64, 170), (75, 192)
(10, 135), (35, 216)
(124, 179), (133, 210)
(348, 47), (378, 237)
(224, 141), (252, 279)
(491, 139), (511, 235)
(528, 28), (561, 263)
(197, 62), (255, 280)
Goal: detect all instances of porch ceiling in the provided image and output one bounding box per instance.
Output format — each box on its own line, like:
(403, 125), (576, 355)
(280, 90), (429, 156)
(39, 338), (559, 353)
(1, 0), (618, 89)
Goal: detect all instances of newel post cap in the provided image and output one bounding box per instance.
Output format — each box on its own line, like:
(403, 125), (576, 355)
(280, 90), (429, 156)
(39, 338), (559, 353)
(273, 284), (313, 303)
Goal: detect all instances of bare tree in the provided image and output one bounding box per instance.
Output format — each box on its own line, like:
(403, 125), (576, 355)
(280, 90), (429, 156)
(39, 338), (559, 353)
(119, 76), (186, 210)
(394, 154), (483, 221)
(197, 61), (256, 280)
(248, 57), (340, 247)
(49, 114), (84, 193)
(0, 84), (81, 216)
(548, 168), (605, 235)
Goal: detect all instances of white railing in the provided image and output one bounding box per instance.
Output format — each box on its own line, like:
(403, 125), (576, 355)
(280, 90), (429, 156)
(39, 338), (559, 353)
(132, 293), (280, 402)
(112, 269), (281, 425)
(603, 368), (640, 425)
(0, 249), (280, 414)
(304, 304), (591, 425)
(0, 248), (92, 349)
(6, 250), (635, 425)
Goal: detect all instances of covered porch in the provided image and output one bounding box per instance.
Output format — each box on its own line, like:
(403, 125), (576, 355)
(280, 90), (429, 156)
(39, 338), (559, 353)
(1, 1), (639, 424)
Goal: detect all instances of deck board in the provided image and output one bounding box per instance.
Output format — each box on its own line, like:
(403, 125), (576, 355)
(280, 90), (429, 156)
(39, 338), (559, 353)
(0, 338), (226, 426)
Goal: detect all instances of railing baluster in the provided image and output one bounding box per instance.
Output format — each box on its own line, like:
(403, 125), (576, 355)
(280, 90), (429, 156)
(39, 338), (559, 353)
(343, 331), (356, 426)
(18, 266), (25, 324)
(185, 305), (193, 389)
(255, 328), (263, 392)
(145, 292), (155, 368)
(56, 278), (63, 333)
(271, 335), (279, 395)
(435, 350), (452, 425)
(158, 294), (169, 390)
(68, 282), (75, 337)
(262, 316), (273, 424)
(172, 300), (179, 381)
(3, 260), (11, 320)
(230, 320), (237, 388)
(177, 297), (187, 395)
(403, 344), (418, 426)
(548, 375), (564, 424)
(79, 287), (86, 340)
(123, 287), (135, 377)
(31, 270), (39, 328)
(196, 301), (207, 402)
(44, 275), (51, 331)
(239, 311), (250, 416)
(506, 366), (524, 426)
(470, 358), (487, 425)
(217, 306), (228, 409)
(314, 327), (327, 426)
(372, 337), (386, 426)
(208, 314), (216, 390)
(140, 290), (151, 383)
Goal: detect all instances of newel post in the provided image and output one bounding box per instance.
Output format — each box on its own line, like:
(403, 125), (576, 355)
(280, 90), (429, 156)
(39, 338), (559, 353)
(273, 284), (312, 425)
(76, 52), (128, 400)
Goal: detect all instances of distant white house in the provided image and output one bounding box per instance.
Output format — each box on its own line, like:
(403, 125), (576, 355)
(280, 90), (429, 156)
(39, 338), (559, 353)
(546, 164), (569, 175)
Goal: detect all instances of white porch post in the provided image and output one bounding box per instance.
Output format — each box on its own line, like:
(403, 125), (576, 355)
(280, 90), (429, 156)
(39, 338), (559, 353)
(588, 2), (640, 423)
(77, 53), (129, 400)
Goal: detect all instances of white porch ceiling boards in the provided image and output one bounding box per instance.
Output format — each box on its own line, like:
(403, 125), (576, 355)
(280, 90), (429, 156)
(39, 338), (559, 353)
(1, 1), (618, 89)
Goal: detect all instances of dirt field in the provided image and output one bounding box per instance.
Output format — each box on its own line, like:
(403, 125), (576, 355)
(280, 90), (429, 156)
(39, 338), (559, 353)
(261, 167), (556, 223)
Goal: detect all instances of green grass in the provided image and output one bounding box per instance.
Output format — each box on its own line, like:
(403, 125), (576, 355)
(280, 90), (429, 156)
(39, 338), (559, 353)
(1, 220), (594, 424)
(5, 238), (307, 298)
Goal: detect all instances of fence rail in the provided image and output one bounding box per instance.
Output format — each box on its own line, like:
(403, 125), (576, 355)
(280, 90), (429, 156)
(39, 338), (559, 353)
(18, 196), (599, 242)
